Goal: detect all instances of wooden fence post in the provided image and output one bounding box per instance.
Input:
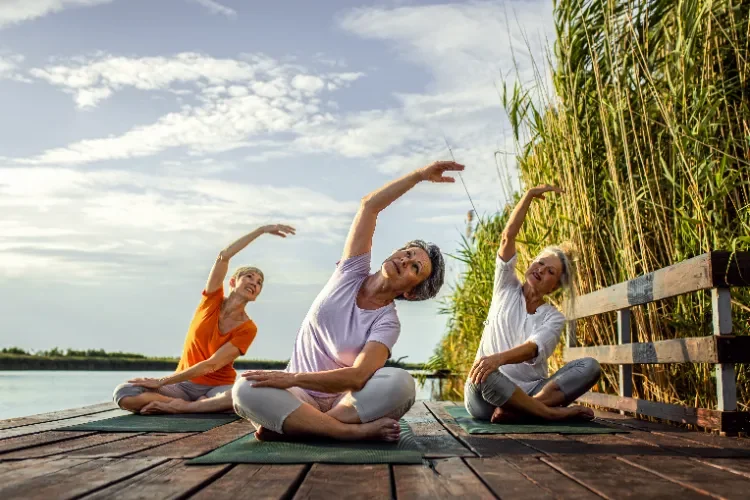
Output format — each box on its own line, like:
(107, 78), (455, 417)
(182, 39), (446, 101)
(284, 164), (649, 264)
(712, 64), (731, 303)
(713, 287), (735, 414)
(618, 309), (632, 415)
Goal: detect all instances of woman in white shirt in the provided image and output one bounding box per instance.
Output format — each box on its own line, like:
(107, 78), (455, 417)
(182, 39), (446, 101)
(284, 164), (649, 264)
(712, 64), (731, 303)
(465, 185), (601, 423)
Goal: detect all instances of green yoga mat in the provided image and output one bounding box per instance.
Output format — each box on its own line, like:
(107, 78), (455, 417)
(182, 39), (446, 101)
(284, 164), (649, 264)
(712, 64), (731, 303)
(446, 406), (627, 434)
(187, 420), (423, 465)
(59, 413), (240, 433)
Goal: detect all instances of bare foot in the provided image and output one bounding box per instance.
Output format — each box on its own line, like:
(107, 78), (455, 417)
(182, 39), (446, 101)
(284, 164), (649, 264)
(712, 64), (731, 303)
(491, 407), (523, 424)
(354, 418), (401, 442)
(554, 405), (595, 421)
(255, 426), (287, 442)
(140, 400), (189, 415)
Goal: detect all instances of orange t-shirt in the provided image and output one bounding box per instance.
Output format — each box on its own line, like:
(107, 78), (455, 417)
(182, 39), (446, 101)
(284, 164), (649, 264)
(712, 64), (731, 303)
(176, 287), (257, 386)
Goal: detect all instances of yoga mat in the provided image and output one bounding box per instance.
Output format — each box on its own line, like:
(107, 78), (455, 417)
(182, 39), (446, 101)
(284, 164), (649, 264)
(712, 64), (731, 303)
(446, 406), (627, 434)
(59, 413), (240, 433)
(187, 420), (423, 464)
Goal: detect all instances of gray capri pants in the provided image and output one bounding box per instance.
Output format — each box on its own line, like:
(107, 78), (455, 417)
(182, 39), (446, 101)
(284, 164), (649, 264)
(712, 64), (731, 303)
(113, 380), (233, 409)
(232, 367), (417, 434)
(464, 357), (601, 420)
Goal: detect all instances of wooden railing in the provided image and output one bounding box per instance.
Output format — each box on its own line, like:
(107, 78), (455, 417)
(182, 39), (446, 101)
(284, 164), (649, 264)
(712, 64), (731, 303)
(563, 251), (750, 435)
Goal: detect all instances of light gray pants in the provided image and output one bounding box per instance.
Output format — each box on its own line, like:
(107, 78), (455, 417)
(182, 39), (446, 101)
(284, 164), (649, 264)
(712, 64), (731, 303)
(113, 380), (233, 409)
(232, 367), (417, 434)
(464, 357), (601, 420)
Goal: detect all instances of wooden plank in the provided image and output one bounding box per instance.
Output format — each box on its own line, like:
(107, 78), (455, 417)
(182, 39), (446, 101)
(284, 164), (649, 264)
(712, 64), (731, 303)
(402, 402), (474, 457)
(540, 455), (708, 499)
(0, 430), (97, 454)
(393, 457), (494, 500)
(0, 402), (115, 431)
(710, 251), (750, 287)
(619, 455), (750, 499)
(64, 432), (196, 458)
(713, 287), (737, 413)
(618, 309), (633, 399)
(129, 420), (255, 458)
(190, 464), (307, 500)
(494, 456), (602, 499)
(568, 253), (713, 319)
(578, 392), (750, 433)
(0, 432), (141, 459)
(292, 464), (390, 500)
(0, 457), (167, 499)
(84, 459), (229, 500)
(565, 335), (750, 364)
(465, 457), (578, 499)
(695, 457), (750, 479)
(0, 409), (130, 440)
(424, 401), (538, 457)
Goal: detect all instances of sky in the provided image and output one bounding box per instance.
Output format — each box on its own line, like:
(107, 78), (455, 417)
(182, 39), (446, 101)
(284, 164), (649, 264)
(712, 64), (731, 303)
(0, 0), (555, 363)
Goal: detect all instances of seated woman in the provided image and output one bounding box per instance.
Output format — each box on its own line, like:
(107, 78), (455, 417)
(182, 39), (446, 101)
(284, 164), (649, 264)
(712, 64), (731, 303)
(465, 185), (601, 423)
(233, 161), (463, 442)
(113, 224), (295, 415)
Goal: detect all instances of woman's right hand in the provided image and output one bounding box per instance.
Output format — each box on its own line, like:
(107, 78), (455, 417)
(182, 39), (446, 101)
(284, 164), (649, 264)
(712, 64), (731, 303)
(261, 224), (296, 237)
(526, 184), (564, 200)
(128, 377), (163, 390)
(418, 161), (464, 183)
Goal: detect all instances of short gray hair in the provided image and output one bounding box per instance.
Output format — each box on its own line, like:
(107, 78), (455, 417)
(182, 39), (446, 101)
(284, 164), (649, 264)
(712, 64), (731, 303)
(231, 266), (264, 283)
(395, 239), (445, 301)
(536, 245), (576, 317)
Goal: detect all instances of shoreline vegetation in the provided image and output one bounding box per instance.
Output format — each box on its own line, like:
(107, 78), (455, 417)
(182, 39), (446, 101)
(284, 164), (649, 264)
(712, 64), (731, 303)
(0, 347), (426, 372)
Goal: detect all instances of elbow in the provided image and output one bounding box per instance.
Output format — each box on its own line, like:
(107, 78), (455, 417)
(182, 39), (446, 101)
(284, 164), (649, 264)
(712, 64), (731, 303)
(360, 196), (375, 212)
(350, 370), (370, 392)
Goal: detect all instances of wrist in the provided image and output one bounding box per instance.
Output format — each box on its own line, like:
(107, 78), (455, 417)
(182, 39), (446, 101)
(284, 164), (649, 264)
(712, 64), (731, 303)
(493, 353), (507, 366)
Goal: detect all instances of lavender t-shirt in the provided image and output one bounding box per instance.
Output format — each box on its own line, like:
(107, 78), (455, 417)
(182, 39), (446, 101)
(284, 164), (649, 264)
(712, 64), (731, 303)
(287, 252), (401, 396)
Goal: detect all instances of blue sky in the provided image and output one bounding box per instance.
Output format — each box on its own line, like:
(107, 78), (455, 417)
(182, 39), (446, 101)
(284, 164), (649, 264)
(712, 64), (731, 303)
(0, 0), (554, 362)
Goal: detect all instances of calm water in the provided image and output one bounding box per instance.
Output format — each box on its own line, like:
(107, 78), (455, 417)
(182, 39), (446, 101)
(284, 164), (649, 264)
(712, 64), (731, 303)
(0, 371), (440, 420)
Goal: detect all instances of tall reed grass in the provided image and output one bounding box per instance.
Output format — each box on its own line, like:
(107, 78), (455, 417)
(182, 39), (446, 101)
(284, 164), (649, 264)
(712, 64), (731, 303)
(431, 0), (750, 409)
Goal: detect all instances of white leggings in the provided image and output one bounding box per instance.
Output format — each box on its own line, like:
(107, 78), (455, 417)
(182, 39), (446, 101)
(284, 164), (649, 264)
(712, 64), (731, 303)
(231, 367), (417, 434)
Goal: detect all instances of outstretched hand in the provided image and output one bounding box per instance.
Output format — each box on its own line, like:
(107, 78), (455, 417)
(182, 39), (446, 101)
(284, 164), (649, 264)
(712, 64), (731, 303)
(262, 224), (296, 238)
(526, 184), (564, 200)
(241, 370), (297, 389)
(419, 161), (465, 183)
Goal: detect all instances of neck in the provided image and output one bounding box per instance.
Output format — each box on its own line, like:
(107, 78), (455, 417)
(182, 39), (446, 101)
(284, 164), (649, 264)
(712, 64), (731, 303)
(522, 283), (545, 310)
(223, 292), (248, 316)
(360, 273), (400, 307)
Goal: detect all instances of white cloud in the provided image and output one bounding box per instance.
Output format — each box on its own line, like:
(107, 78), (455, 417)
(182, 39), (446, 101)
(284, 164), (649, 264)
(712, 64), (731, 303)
(0, 0), (113, 29)
(0, 53), (31, 82)
(0, 166), (357, 282)
(191, 0), (236, 18)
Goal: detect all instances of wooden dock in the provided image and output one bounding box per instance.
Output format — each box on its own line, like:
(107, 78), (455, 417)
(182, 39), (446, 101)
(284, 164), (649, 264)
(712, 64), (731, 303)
(2, 401), (750, 499)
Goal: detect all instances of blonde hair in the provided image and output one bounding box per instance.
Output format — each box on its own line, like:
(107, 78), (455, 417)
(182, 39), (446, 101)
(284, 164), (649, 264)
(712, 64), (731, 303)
(536, 244), (576, 318)
(230, 266), (264, 288)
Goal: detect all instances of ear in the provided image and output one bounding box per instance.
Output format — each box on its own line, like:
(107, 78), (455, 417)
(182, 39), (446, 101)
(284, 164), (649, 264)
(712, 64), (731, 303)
(229, 276), (236, 289)
(403, 289), (417, 301)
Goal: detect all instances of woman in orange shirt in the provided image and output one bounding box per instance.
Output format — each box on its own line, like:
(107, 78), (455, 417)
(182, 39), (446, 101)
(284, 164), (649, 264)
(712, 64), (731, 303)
(113, 224), (295, 414)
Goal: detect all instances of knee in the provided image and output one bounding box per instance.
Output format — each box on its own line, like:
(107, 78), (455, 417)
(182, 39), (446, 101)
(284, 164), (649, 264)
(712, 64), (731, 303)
(231, 379), (263, 414)
(113, 383), (144, 411)
(376, 367), (416, 403)
(582, 357), (602, 382)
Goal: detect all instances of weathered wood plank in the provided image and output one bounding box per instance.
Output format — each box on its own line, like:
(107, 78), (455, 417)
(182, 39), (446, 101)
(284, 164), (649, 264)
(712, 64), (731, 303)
(495, 456), (602, 499)
(463, 457), (562, 499)
(0, 432), (141, 459)
(0, 457), (166, 499)
(64, 432), (195, 458)
(619, 455), (750, 499)
(695, 457), (750, 479)
(424, 401), (538, 457)
(565, 335), (750, 364)
(0, 409), (130, 440)
(616, 428), (750, 458)
(84, 459), (229, 500)
(568, 253), (713, 319)
(129, 420), (255, 458)
(540, 455), (708, 499)
(402, 402), (474, 457)
(190, 464), (307, 500)
(0, 403), (115, 431)
(0, 430), (97, 455)
(292, 464), (390, 500)
(393, 457), (494, 500)
(579, 391), (750, 433)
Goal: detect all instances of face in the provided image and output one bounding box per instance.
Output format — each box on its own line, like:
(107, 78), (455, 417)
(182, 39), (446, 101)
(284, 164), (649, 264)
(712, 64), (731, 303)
(230, 271), (264, 301)
(524, 254), (563, 295)
(380, 247), (432, 299)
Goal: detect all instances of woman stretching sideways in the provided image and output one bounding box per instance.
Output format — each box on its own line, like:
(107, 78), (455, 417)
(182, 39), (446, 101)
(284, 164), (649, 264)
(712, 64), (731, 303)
(113, 224), (295, 415)
(465, 185), (601, 423)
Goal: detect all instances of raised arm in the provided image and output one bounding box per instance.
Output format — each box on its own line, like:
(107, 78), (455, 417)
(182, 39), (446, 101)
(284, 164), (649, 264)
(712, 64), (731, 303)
(206, 224), (295, 293)
(499, 185), (563, 262)
(341, 161), (464, 261)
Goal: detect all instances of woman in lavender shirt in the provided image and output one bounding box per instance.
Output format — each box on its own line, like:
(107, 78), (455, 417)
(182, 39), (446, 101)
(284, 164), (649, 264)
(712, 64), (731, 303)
(232, 161), (463, 442)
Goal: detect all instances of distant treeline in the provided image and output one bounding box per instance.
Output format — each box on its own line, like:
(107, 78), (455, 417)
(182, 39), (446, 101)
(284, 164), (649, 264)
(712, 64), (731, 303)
(0, 347), (424, 372)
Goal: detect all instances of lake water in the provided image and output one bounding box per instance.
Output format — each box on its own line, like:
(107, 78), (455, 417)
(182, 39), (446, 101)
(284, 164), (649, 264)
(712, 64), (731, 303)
(0, 371), (441, 420)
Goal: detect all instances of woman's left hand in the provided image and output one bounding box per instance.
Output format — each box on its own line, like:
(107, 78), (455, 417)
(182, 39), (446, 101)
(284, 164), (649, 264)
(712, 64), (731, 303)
(128, 377), (163, 390)
(469, 355), (503, 384)
(419, 161), (464, 183)
(241, 370), (298, 389)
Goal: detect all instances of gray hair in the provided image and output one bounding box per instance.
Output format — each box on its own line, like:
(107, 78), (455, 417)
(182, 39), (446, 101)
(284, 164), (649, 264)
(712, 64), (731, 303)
(394, 239), (445, 301)
(231, 266), (264, 284)
(536, 245), (576, 317)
